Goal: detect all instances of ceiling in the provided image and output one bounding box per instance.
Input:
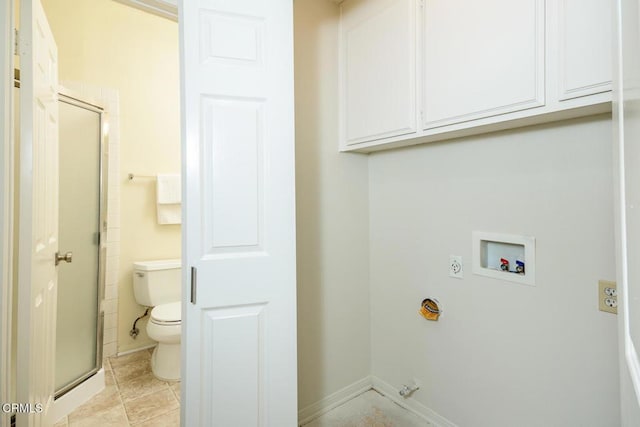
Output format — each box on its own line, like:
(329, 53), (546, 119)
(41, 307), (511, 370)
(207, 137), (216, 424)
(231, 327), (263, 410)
(112, 0), (178, 21)
(114, 0), (346, 21)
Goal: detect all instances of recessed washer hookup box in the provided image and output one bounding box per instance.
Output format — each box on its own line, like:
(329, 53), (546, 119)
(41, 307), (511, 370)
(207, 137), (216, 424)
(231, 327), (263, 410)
(472, 231), (536, 286)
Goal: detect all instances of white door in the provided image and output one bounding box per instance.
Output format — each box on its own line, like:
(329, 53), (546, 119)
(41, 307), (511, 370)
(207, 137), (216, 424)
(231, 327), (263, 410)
(613, 0), (640, 423)
(180, 1), (297, 426)
(16, 0), (59, 425)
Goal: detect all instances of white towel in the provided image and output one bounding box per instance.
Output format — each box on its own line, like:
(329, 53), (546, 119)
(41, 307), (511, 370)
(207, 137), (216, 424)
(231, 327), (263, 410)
(157, 203), (181, 225)
(156, 174), (181, 204)
(156, 174), (181, 225)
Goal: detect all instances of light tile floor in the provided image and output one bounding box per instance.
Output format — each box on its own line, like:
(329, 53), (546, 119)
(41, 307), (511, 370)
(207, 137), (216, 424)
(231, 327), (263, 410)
(53, 348), (180, 427)
(54, 351), (426, 427)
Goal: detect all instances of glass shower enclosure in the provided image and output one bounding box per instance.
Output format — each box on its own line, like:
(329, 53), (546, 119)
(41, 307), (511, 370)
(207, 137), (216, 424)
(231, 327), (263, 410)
(54, 92), (106, 397)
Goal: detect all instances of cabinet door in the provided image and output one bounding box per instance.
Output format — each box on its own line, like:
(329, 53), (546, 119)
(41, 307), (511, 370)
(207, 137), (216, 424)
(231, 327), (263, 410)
(557, 0), (612, 100)
(340, 0), (416, 146)
(423, 0), (545, 129)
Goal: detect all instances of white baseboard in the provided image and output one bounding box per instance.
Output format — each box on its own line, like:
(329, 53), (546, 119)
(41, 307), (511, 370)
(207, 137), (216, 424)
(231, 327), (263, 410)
(116, 344), (155, 357)
(371, 376), (458, 427)
(298, 376), (373, 426)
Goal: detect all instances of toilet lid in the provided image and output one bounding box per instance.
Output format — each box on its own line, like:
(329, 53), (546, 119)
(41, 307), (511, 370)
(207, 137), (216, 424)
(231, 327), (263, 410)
(151, 302), (181, 324)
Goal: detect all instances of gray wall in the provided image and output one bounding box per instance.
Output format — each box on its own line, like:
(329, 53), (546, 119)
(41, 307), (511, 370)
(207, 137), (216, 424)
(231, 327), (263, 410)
(369, 115), (620, 426)
(294, 2), (620, 424)
(294, 0), (372, 411)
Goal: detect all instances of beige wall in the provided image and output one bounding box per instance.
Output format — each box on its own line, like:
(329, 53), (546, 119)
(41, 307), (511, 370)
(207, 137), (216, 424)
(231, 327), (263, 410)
(41, 0), (180, 353)
(294, 0), (372, 411)
(369, 116), (620, 425)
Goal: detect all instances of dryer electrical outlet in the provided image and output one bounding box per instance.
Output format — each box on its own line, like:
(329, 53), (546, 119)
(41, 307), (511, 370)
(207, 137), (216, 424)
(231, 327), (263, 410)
(598, 280), (617, 314)
(449, 255), (463, 278)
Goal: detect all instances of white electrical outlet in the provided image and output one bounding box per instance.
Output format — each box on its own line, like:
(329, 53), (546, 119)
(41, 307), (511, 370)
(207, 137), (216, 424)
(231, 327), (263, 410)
(449, 255), (463, 278)
(598, 280), (617, 314)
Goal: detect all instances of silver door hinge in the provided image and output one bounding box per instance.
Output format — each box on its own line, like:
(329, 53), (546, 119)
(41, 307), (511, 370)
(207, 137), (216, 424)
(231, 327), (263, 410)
(13, 29), (19, 56)
(190, 266), (197, 305)
(419, 0), (424, 8)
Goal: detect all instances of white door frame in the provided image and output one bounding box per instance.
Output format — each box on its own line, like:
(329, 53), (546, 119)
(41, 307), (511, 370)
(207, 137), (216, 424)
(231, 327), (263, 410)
(0, 0), (15, 426)
(613, 0), (640, 422)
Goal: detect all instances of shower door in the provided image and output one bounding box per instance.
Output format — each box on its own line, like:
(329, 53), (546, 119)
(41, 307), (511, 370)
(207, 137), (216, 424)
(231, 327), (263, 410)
(55, 93), (105, 396)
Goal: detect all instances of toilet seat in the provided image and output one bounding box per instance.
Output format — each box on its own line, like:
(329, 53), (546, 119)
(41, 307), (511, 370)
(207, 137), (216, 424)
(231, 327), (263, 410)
(150, 301), (181, 326)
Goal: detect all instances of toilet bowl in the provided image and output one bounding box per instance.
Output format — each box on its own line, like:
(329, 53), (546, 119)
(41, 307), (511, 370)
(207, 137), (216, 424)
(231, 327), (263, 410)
(146, 301), (181, 381)
(132, 259), (182, 381)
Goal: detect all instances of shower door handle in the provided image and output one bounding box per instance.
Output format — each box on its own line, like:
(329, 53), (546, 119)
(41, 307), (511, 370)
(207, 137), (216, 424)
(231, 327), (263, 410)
(55, 251), (73, 266)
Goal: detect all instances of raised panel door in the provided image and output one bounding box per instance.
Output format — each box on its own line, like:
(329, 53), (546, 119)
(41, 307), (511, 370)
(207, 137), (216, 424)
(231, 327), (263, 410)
(557, 0), (612, 100)
(340, 0), (417, 146)
(423, 0), (544, 129)
(16, 0), (59, 424)
(181, 0), (297, 425)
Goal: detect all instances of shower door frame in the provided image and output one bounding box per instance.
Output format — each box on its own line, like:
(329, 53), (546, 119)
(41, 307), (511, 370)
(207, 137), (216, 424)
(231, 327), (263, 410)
(54, 90), (108, 399)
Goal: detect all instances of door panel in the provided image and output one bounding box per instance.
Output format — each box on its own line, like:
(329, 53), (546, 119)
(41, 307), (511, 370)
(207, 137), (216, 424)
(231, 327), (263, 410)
(423, 0), (544, 128)
(180, 0), (297, 425)
(16, 0), (59, 424)
(340, 0), (417, 145)
(201, 303), (266, 425)
(557, 0), (612, 100)
(201, 97), (263, 252)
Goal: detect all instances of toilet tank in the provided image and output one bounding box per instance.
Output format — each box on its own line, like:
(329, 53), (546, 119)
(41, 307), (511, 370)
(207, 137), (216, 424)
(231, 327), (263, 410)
(133, 259), (181, 307)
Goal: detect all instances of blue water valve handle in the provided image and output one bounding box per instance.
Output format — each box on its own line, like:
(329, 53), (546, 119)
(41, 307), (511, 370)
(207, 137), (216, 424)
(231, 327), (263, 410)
(515, 260), (525, 274)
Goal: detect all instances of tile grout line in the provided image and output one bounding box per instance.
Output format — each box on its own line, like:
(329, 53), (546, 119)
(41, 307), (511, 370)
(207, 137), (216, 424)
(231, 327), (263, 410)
(62, 349), (180, 427)
(107, 357), (132, 427)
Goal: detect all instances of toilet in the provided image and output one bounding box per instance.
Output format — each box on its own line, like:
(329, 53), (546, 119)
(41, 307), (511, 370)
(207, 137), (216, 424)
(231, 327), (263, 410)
(132, 259), (181, 381)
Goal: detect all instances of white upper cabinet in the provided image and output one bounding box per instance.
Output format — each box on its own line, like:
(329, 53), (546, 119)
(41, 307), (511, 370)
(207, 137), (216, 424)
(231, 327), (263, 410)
(340, 0), (417, 146)
(423, 0), (545, 129)
(339, 0), (613, 152)
(556, 0), (612, 100)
